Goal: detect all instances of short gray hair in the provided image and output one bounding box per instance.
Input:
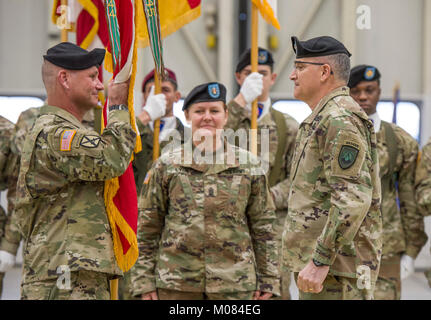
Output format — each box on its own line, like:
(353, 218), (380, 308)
(319, 53), (351, 83)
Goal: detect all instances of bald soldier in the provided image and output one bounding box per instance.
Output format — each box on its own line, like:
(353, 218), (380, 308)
(14, 42), (136, 300)
(282, 36), (382, 300)
(225, 47), (299, 300)
(415, 137), (431, 287)
(0, 107), (100, 277)
(348, 65), (428, 299)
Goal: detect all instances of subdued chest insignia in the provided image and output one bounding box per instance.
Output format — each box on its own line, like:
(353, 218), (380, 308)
(80, 135), (101, 148)
(60, 130), (77, 151)
(338, 144), (359, 169)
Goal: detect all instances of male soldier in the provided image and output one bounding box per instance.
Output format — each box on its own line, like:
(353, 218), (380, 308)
(0, 106), (100, 268)
(348, 65), (428, 299)
(282, 36), (382, 300)
(120, 68), (185, 300)
(415, 137), (431, 287)
(13, 42), (136, 300)
(225, 47), (299, 300)
(0, 116), (15, 296)
(133, 68), (185, 196)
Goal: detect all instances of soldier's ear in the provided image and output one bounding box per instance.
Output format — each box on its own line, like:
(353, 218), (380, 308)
(58, 69), (70, 90)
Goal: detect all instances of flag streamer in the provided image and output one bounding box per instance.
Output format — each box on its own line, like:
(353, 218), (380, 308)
(251, 0), (280, 30)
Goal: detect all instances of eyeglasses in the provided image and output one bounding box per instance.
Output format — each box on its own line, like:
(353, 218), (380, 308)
(294, 60), (334, 74)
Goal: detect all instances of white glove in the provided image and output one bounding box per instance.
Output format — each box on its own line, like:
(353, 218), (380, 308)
(0, 250), (16, 273)
(143, 85), (166, 121)
(240, 72), (263, 104)
(400, 254), (415, 280)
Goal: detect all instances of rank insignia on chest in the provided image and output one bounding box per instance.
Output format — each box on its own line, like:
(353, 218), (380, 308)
(80, 135), (101, 148)
(60, 130), (76, 151)
(338, 145), (359, 169)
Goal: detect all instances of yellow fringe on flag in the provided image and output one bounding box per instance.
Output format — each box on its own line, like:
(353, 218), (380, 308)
(51, 0), (59, 24)
(77, 0), (100, 49)
(103, 0), (141, 272)
(251, 0), (280, 30)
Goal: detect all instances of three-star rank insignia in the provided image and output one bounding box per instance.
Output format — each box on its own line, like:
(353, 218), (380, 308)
(338, 145), (359, 169)
(80, 135), (101, 148)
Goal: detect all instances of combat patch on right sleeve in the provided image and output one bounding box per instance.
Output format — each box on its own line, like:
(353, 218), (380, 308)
(80, 135), (101, 148)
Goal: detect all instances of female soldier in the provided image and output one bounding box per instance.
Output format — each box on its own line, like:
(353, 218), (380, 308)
(130, 82), (280, 300)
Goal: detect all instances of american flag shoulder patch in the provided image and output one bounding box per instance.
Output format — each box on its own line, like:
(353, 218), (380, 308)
(60, 130), (77, 151)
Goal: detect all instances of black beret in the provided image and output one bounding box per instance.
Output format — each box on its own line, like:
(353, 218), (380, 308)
(43, 42), (105, 70)
(183, 82), (227, 111)
(348, 64), (381, 88)
(291, 36), (351, 59)
(235, 47), (274, 73)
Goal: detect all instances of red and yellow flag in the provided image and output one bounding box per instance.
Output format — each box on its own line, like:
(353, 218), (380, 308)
(102, 0), (140, 272)
(137, 0), (201, 48)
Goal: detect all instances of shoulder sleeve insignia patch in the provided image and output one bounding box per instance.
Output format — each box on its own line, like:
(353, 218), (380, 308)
(80, 135), (101, 148)
(338, 144), (359, 169)
(60, 130), (77, 151)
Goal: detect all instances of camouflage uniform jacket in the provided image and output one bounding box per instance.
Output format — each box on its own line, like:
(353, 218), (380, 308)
(416, 136), (431, 216)
(131, 142), (280, 296)
(0, 116), (14, 241)
(376, 122), (427, 258)
(225, 100), (299, 210)
(0, 107), (99, 255)
(14, 105), (136, 284)
(282, 87), (382, 285)
(133, 117), (186, 196)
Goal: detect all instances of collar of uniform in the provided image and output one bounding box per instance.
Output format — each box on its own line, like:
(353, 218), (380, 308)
(367, 112), (381, 132)
(41, 105), (83, 128)
(179, 139), (240, 173)
(302, 86), (350, 124)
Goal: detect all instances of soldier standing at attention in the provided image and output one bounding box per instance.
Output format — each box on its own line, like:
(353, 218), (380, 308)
(282, 36), (383, 300)
(14, 42), (136, 300)
(0, 116), (15, 297)
(415, 137), (431, 288)
(131, 82), (280, 300)
(225, 47), (299, 299)
(348, 65), (428, 299)
(120, 69), (186, 300)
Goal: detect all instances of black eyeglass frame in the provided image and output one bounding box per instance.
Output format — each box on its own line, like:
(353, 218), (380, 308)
(294, 60), (334, 75)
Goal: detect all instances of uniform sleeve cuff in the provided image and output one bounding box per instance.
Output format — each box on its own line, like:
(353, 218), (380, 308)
(131, 280), (156, 297)
(405, 247), (421, 259)
(108, 109), (131, 125)
(0, 238), (19, 255)
(257, 276), (281, 297)
(312, 243), (336, 266)
(227, 100), (248, 118)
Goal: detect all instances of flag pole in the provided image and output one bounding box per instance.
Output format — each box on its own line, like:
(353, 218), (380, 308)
(61, 0), (68, 42)
(250, 2), (259, 156)
(153, 72), (161, 160)
(392, 81), (400, 124)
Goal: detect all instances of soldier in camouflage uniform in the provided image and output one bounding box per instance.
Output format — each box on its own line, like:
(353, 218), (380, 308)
(225, 47), (299, 300)
(0, 107), (100, 275)
(14, 42), (136, 300)
(130, 82), (280, 300)
(348, 65), (428, 299)
(415, 137), (431, 288)
(0, 116), (15, 297)
(282, 36), (382, 300)
(120, 68), (186, 300)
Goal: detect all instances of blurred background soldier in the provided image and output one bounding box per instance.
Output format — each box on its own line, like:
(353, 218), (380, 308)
(348, 65), (428, 299)
(225, 47), (299, 300)
(131, 82), (280, 300)
(415, 137), (431, 288)
(0, 116), (15, 297)
(14, 42), (136, 300)
(283, 36), (382, 300)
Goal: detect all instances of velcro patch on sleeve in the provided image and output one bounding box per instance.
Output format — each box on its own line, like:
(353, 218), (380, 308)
(80, 135), (101, 148)
(60, 130), (77, 151)
(331, 133), (366, 179)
